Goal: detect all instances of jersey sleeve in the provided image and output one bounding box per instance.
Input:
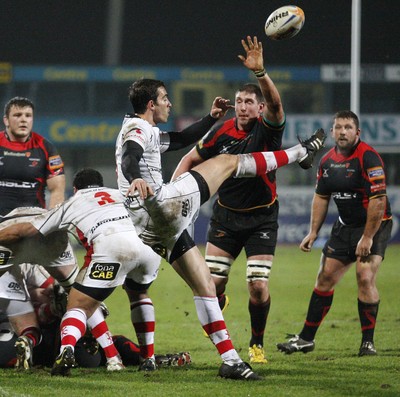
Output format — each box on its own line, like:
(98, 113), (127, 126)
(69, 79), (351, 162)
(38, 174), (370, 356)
(362, 150), (387, 198)
(262, 116), (285, 150)
(195, 126), (219, 160)
(30, 204), (65, 236)
(43, 139), (65, 178)
(121, 122), (148, 150)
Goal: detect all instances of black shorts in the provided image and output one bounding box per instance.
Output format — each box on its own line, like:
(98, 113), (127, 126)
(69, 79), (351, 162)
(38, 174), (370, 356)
(207, 201), (279, 258)
(322, 219), (393, 262)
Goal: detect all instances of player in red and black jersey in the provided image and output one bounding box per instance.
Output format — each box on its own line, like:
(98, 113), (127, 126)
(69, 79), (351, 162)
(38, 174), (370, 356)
(277, 110), (392, 357)
(172, 36), (286, 364)
(0, 97), (65, 216)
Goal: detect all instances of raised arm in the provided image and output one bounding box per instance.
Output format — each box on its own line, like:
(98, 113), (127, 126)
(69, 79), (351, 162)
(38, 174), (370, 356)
(238, 36), (284, 124)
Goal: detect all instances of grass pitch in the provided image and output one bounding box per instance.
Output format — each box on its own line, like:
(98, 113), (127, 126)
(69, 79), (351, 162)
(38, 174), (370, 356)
(0, 244), (399, 397)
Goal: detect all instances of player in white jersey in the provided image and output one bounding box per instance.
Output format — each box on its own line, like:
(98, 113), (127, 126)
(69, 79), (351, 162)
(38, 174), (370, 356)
(115, 73), (326, 380)
(0, 168), (161, 376)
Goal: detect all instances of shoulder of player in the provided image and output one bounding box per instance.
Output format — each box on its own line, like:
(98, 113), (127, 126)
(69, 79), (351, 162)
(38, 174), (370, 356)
(30, 131), (57, 148)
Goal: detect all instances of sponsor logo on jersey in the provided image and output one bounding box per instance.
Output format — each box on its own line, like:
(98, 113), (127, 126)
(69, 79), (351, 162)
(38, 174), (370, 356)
(48, 155), (64, 170)
(0, 181), (37, 188)
(3, 151), (27, 157)
(371, 182), (386, 193)
(367, 167), (385, 181)
(89, 262), (120, 280)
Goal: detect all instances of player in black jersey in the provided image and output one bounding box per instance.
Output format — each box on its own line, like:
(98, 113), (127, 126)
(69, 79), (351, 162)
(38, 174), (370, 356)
(277, 110), (392, 357)
(1, 97), (65, 216)
(172, 36), (285, 364)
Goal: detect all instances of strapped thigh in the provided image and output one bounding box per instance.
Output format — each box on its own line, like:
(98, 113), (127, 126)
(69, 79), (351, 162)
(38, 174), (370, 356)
(205, 255), (233, 278)
(246, 259), (272, 282)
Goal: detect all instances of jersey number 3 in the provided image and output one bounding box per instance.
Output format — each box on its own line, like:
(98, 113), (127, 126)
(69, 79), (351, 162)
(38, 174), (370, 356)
(94, 192), (115, 206)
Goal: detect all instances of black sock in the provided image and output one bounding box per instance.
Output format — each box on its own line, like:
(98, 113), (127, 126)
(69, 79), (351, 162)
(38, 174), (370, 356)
(217, 293), (227, 310)
(299, 288), (334, 341)
(358, 299), (379, 343)
(249, 297), (271, 347)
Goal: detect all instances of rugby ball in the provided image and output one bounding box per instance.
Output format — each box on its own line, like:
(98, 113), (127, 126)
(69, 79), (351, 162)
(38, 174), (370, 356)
(265, 5), (305, 40)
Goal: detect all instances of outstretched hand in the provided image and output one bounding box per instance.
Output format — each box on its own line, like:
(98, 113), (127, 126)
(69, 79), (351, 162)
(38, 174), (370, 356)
(210, 97), (234, 119)
(238, 36), (264, 72)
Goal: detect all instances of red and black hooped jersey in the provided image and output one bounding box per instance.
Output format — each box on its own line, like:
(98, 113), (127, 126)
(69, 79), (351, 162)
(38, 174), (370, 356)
(0, 131), (64, 215)
(316, 140), (391, 226)
(196, 116), (284, 210)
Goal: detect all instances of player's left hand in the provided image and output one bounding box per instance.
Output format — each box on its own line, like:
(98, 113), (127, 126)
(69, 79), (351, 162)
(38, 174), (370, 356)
(238, 36), (264, 72)
(127, 178), (154, 200)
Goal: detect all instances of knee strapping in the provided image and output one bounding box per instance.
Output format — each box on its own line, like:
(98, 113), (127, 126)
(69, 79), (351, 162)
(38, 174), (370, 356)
(246, 260), (272, 282)
(58, 266), (79, 291)
(205, 255), (233, 278)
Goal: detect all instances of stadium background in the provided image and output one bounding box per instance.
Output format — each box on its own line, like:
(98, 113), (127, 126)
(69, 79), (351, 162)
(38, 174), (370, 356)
(1, 0), (399, 242)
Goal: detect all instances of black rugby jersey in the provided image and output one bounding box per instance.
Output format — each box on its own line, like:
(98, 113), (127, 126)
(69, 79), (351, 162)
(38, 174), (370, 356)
(316, 140), (391, 226)
(196, 116), (284, 210)
(0, 131), (64, 215)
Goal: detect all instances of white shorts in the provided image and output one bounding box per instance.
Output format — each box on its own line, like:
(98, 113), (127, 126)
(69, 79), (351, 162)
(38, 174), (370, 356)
(0, 266), (34, 318)
(127, 172), (201, 259)
(0, 266), (29, 302)
(74, 231), (160, 289)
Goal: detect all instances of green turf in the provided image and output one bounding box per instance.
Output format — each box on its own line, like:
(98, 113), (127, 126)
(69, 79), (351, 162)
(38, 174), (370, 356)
(1, 244), (399, 397)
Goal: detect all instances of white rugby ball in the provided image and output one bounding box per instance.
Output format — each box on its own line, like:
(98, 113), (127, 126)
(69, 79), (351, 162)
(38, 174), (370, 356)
(265, 5), (305, 40)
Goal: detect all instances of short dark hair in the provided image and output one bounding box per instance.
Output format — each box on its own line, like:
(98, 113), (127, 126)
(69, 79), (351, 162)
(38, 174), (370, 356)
(73, 168), (104, 190)
(236, 83), (264, 103)
(4, 97), (35, 117)
(333, 110), (359, 130)
(128, 78), (166, 114)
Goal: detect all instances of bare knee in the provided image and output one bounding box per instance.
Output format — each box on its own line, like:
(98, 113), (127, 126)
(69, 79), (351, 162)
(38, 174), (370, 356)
(248, 280), (269, 303)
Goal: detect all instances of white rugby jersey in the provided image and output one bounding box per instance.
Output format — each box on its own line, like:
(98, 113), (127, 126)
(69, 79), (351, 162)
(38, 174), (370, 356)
(31, 187), (135, 244)
(115, 115), (171, 195)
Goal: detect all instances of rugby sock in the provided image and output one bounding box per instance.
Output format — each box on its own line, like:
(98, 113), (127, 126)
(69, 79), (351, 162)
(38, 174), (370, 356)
(235, 145), (306, 177)
(217, 294), (228, 311)
(249, 297), (271, 347)
(130, 298), (155, 359)
(358, 299), (379, 343)
(299, 288), (334, 341)
(59, 308), (87, 351)
(194, 296), (241, 365)
(20, 326), (41, 347)
(87, 307), (119, 360)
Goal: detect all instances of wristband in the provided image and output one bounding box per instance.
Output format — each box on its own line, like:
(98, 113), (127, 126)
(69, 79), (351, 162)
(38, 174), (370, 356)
(254, 68), (266, 78)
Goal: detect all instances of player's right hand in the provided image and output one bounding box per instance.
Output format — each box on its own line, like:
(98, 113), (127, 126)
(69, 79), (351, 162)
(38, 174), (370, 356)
(127, 178), (154, 200)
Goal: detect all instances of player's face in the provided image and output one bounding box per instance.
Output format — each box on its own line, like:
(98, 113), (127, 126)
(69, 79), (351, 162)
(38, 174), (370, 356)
(234, 91), (264, 130)
(3, 105), (34, 142)
(331, 117), (360, 153)
(153, 87), (172, 124)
